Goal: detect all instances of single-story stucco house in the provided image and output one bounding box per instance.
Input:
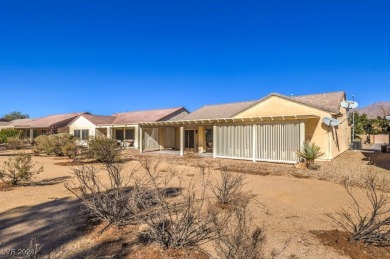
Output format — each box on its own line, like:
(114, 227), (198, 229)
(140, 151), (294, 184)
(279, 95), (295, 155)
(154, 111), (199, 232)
(138, 91), (351, 163)
(68, 107), (189, 148)
(12, 113), (85, 141)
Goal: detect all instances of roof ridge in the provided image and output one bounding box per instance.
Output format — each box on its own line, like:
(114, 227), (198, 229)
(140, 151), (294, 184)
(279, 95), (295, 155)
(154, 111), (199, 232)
(290, 91), (345, 97)
(202, 99), (258, 108)
(113, 107), (183, 115)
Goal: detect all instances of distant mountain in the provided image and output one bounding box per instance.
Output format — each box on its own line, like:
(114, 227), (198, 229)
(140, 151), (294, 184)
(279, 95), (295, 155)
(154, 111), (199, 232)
(357, 102), (390, 119)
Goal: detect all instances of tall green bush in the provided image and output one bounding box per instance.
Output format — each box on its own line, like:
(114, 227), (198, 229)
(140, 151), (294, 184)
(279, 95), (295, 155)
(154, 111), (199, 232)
(0, 128), (22, 143)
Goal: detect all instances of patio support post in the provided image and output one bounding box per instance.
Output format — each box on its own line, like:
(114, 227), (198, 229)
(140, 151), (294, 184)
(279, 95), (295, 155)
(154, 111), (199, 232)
(107, 127), (112, 139)
(139, 127), (143, 153)
(213, 125), (217, 158)
(159, 128), (165, 151)
(180, 126), (184, 156)
(252, 124), (257, 162)
(134, 126), (139, 148)
(123, 128), (126, 140)
(29, 128), (33, 143)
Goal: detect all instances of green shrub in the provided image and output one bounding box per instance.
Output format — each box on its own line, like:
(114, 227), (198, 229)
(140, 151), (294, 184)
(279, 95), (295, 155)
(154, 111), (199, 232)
(88, 136), (119, 163)
(6, 136), (24, 150)
(0, 152), (43, 185)
(0, 128), (22, 143)
(297, 142), (324, 164)
(33, 133), (77, 156)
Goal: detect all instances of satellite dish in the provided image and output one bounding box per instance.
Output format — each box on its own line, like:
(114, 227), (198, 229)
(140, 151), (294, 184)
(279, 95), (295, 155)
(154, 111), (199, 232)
(341, 100), (359, 109)
(322, 117), (340, 127)
(386, 116), (390, 121)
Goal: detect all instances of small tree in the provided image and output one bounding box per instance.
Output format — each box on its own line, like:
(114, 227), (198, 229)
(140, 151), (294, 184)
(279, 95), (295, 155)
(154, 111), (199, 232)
(0, 153), (43, 185)
(3, 111), (29, 121)
(297, 142), (324, 164)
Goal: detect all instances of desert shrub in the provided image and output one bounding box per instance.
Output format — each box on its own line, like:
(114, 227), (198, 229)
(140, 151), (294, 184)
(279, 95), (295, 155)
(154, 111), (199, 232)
(297, 142), (324, 164)
(0, 128), (22, 143)
(88, 136), (119, 163)
(66, 163), (143, 226)
(328, 176), (390, 246)
(6, 136), (25, 150)
(137, 158), (218, 249)
(34, 133), (76, 156)
(210, 166), (246, 206)
(214, 202), (265, 259)
(62, 140), (79, 159)
(0, 153), (43, 185)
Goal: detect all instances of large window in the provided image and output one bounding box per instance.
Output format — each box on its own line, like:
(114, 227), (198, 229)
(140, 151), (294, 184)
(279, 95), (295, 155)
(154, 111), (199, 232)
(74, 130), (81, 139)
(74, 129), (89, 140)
(81, 130), (89, 140)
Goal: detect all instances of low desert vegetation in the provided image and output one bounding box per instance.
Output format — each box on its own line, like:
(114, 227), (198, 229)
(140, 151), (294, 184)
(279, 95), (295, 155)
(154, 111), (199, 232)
(6, 136), (25, 150)
(87, 136), (119, 163)
(0, 128), (22, 144)
(66, 152), (268, 257)
(297, 142), (324, 165)
(209, 165), (247, 206)
(328, 175), (390, 247)
(0, 152), (43, 186)
(33, 133), (78, 157)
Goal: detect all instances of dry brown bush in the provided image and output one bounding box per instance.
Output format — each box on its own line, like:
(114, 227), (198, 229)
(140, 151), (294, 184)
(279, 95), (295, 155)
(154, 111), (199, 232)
(136, 158), (218, 249)
(328, 175), (390, 247)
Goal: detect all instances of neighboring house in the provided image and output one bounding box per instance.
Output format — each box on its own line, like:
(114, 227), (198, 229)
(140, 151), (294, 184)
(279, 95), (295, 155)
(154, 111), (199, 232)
(0, 119), (34, 138)
(138, 91), (351, 163)
(12, 113), (85, 141)
(68, 107), (189, 148)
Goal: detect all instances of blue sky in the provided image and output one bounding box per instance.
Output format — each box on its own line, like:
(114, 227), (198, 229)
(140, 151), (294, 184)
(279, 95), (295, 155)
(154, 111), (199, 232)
(1, 0), (389, 118)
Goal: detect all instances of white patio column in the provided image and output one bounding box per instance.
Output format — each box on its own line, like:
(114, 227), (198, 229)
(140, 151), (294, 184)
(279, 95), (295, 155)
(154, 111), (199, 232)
(252, 124), (257, 162)
(139, 127), (143, 153)
(134, 126), (139, 148)
(180, 126), (184, 156)
(213, 125), (217, 158)
(299, 121), (305, 146)
(123, 128), (126, 140)
(107, 127), (112, 139)
(29, 128), (33, 143)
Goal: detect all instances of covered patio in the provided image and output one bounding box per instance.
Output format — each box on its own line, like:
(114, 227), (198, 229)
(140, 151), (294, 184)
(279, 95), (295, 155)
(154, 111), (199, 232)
(139, 115), (317, 164)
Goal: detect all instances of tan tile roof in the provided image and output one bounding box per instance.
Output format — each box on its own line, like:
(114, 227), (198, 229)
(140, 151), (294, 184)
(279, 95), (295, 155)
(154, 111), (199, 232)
(289, 91), (345, 114)
(178, 91), (345, 121)
(20, 113), (84, 128)
(111, 107), (187, 124)
(5, 119), (34, 128)
(82, 114), (116, 125)
(179, 100), (258, 120)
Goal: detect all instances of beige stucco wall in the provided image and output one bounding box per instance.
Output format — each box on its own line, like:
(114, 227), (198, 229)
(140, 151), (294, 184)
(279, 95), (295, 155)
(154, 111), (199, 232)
(68, 116), (97, 138)
(234, 95), (351, 160)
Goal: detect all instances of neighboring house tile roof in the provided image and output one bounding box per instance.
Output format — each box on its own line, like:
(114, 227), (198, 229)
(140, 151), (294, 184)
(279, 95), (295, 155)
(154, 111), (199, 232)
(5, 119), (34, 128)
(82, 114), (116, 125)
(15, 113), (85, 128)
(111, 107), (188, 124)
(0, 121), (11, 127)
(179, 100), (258, 120)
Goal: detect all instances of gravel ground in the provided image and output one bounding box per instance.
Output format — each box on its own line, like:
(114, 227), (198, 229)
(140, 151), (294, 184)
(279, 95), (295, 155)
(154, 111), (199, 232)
(0, 149), (388, 258)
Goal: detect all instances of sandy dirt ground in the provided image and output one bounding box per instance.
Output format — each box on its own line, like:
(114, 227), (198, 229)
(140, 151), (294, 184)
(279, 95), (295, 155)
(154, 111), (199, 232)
(0, 149), (389, 258)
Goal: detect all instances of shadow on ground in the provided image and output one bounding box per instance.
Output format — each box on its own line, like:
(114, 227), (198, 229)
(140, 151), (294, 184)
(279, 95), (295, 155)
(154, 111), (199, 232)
(0, 197), (87, 258)
(361, 151), (390, 171)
